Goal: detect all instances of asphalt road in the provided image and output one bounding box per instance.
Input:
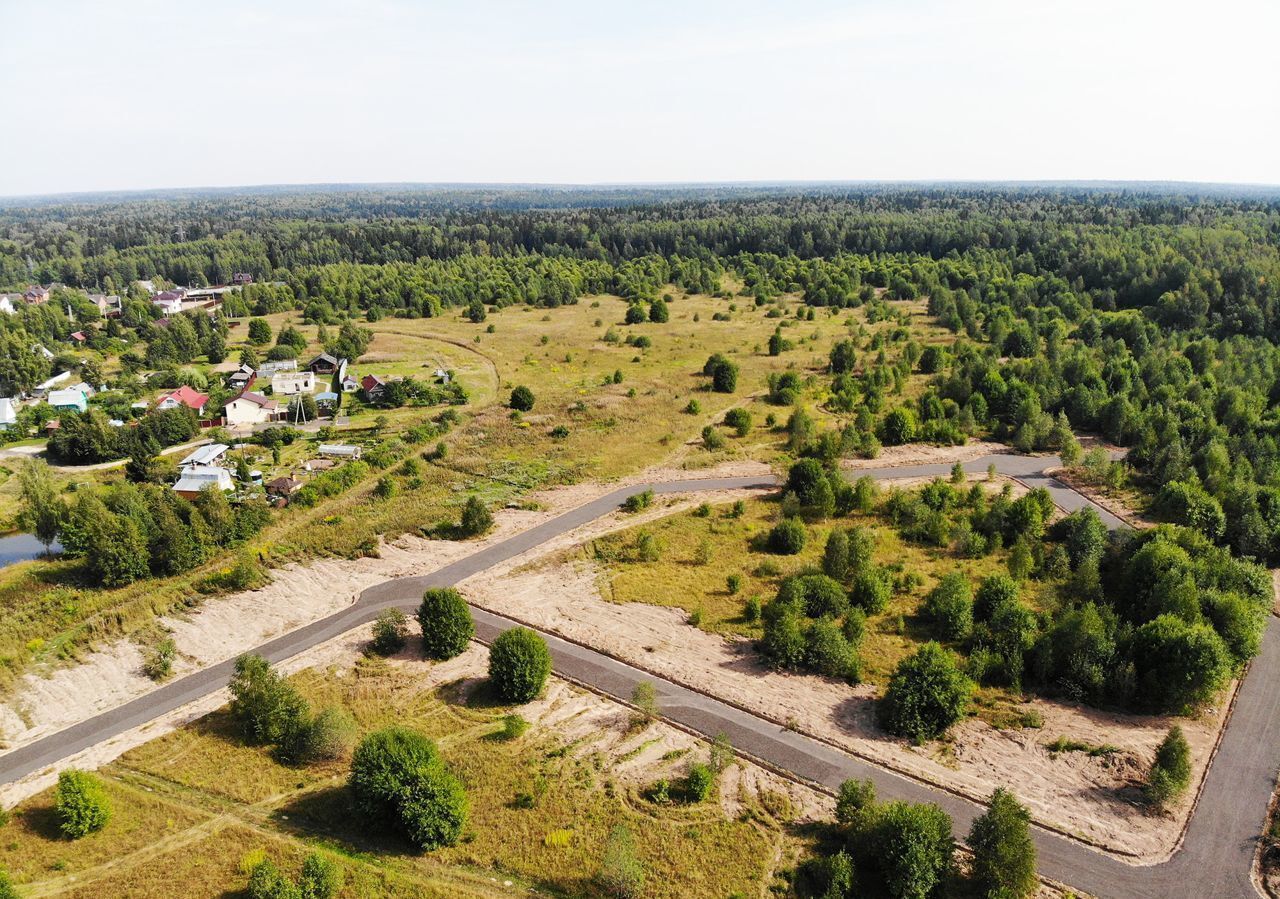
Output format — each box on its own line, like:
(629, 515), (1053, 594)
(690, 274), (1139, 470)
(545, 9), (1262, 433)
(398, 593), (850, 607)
(0, 454), (1272, 898)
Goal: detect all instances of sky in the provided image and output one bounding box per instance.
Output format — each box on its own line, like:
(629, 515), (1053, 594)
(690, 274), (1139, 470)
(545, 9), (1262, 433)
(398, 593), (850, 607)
(1, 0), (1277, 196)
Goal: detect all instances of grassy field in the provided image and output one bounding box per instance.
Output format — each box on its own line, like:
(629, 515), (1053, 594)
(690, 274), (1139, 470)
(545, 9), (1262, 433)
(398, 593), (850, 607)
(0, 286), (938, 696)
(0, 657), (804, 898)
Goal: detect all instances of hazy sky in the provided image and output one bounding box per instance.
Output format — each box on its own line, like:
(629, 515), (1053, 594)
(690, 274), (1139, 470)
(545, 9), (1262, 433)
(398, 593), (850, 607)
(1, 0), (1277, 196)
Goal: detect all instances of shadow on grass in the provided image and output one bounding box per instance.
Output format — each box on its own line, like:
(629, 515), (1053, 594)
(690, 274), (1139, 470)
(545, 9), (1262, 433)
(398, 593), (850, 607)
(436, 675), (510, 711)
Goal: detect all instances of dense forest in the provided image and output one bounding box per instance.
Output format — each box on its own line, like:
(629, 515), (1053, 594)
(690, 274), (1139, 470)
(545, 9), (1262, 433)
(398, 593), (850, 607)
(5, 184), (1280, 564)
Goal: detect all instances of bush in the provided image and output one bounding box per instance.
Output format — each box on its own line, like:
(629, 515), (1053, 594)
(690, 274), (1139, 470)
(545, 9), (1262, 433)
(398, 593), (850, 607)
(974, 574), (1019, 622)
(861, 800), (954, 899)
(0, 869), (15, 899)
(300, 853), (344, 899)
(760, 606), (807, 669)
(880, 407), (918, 445)
(56, 769), (111, 838)
(489, 627), (552, 702)
(143, 637), (177, 681)
(707, 357), (739, 393)
(921, 572), (973, 641)
(822, 529), (850, 580)
(1145, 726), (1192, 807)
(349, 727), (468, 851)
(228, 654), (309, 746)
(622, 489), (653, 513)
(509, 385), (536, 411)
(723, 407), (752, 436)
(418, 588), (475, 660)
(879, 642), (973, 743)
(767, 517), (807, 554)
(805, 618), (861, 681)
(500, 713), (530, 740)
(968, 788), (1037, 899)
(682, 762), (715, 802)
(1129, 615), (1232, 713)
(293, 706), (357, 763)
(850, 567), (891, 614)
(371, 608), (409, 655)
(598, 824), (645, 898)
(458, 495), (493, 536)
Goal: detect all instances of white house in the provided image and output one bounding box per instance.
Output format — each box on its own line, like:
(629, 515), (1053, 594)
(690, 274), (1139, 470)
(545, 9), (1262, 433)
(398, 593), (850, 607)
(272, 370), (315, 395)
(172, 465), (234, 499)
(0, 397), (17, 429)
(47, 388), (88, 413)
(0, 295), (17, 315)
(225, 391), (279, 427)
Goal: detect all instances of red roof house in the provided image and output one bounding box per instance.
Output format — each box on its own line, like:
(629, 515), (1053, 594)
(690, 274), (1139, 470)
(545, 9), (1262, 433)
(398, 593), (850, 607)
(156, 385), (210, 415)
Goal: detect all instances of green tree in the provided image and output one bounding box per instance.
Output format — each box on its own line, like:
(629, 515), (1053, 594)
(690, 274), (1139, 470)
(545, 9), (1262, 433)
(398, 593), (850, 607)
(247, 317), (272, 345)
(822, 528), (850, 580)
(489, 627), (552, 702)
(879, 642), (973, 742)
(18, 459), (63, 551)
(880, 407), (918, 445)
(968, 788), (1037, 899)
(55, 769), (111, 838)
(861, 800), (954, 899)
(417, 588), (475, 660)
(349, 727), (467, 850)
(458, 495), (493, 536)
(1129, 615), (1232, 712)
(921, 572), (973, 641)
(1144, 726), (1192, 808)
(228, 654), (310, 747)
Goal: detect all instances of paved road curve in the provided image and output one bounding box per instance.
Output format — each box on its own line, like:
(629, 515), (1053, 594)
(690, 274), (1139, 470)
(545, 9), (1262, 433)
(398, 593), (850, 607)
(0, 455), (1273, 898)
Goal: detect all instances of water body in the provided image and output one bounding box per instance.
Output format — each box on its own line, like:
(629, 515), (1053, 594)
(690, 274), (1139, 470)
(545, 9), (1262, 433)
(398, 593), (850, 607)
(0, 532), (60, 568)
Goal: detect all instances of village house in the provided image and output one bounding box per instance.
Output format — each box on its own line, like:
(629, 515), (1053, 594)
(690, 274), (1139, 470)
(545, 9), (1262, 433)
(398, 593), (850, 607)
(0, 294), (17, 315)
(306, 352), (340, 375)
(33, 371), (70, 397)
(225, 391), (280, 426)
(172, 465), (234, 499)
(70, 331), (87, 344)
(155, 385), (209, 415)
(227, 363), (257, 391)
(360, 374), (386, 399)
(151, 290), (185, 314)
(0, 398), (17, 429)
(231, 272), (254, 286)
(272, 370), (316, 395)
(23, 285), (50, 305)
(258, 359), (297, 376)
(265, 475), (303, 498)
(47, 387), (88, 413)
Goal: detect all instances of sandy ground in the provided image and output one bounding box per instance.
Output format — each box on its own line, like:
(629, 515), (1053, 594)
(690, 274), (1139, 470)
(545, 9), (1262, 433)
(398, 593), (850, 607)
(459, 503), (1227, 863)
(0, 461), (773, 753)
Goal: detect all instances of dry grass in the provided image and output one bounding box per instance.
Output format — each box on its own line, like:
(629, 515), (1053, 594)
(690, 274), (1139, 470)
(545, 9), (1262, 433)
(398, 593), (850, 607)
(0, 658), (798, 898)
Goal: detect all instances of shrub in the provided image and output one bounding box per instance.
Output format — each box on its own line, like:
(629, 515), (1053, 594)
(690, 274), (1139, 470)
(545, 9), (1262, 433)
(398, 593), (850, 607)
(143, 637), (177, 681)
(0, 870), (15, 899)
(489, 627), (552, 702)
(1145, 726), (1192, 807)
(861, 800), (954, 899)
(509, 385), (536, 411)
(417, 588), (475, 660)
(622, 489), (653, 513)
(921, 572), (973, 641)
(822, 529), (850, 580)
(683, 762), (715, 802)
(500, 713), (530, 740)
(968, 788), (1037, 899)
(723, 407), (752, 437)
(880, 407), (918, 445)
(631, 681), (659, 725)
(760, 606), (807, 669)
(228, 654), (309, 746)
(879, 642), (973, 742)
(349, 727), (468, 850)
(743, 595), (762, 623)
(458, 495), (493, 536)
(767, 517), (807, 554)
(701, 425), (725, 450)
(1129, 615), (1232, 713)
(56, 769), (110, 838)
(371, 608), (409, 655)
(598, 824), (645, 898)
(805, 618), (861, 681)
(704, 355), (738, 393)
(299, 853), (344, 899)
(850, 567), (891, 614)
(247, 859), (295, 899)
(293, 706), (357, 763)
(726, 573), (742, 595)
(974, 574), (1019, 622)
